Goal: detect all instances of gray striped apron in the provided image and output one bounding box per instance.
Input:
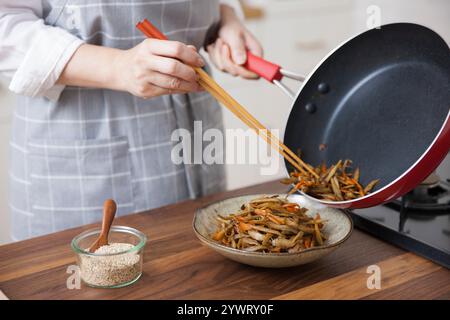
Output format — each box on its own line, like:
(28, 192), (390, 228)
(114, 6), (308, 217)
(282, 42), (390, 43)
(9, 0), (225, 241)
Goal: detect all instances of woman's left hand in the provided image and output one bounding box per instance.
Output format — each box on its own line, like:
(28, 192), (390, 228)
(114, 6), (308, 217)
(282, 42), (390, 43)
(207, 5), (263, 79)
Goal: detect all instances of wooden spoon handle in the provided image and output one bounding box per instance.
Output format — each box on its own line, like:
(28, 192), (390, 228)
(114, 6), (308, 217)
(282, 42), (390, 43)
(100, 199), (117, 240)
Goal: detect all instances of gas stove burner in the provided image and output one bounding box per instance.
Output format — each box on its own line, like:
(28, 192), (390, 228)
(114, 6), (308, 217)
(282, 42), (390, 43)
(387, 180), (450, 213)
(351, 165), (450, 269)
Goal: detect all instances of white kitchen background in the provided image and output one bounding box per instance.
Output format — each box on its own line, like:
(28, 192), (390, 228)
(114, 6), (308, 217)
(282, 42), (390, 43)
(0, 0), (448, 244)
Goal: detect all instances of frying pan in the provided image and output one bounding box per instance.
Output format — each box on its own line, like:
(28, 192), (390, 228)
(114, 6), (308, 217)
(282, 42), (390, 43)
(244, 23), (450, 209)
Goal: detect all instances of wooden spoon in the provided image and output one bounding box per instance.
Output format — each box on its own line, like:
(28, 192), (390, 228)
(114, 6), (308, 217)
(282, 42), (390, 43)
(88, 199), (117, 253)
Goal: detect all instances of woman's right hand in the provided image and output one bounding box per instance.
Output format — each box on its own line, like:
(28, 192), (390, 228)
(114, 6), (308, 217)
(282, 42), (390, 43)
(113, 39), (205, 98)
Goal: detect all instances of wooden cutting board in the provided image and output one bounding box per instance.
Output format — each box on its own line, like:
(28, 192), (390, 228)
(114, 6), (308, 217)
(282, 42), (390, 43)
(0, 180), (449, 299)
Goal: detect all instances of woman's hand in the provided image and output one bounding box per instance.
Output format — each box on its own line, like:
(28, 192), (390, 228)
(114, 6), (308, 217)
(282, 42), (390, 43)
(207, 5), (263, 79)
(59, 40), (204, 99)
(114, 39), (204, 98)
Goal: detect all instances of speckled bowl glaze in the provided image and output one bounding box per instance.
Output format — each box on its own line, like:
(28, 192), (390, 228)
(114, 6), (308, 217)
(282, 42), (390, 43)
(193, 194), (353, 268)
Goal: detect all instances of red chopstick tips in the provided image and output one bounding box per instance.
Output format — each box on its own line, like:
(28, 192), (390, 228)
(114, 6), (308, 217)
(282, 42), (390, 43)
(136, 19), (168, 40)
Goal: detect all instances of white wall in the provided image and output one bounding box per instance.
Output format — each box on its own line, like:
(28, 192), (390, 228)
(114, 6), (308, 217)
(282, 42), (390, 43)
(352, 0), (450, 39)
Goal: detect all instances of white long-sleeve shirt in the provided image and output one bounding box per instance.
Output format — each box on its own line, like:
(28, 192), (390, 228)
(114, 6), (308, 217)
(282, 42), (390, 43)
(0, 0), (243, 101)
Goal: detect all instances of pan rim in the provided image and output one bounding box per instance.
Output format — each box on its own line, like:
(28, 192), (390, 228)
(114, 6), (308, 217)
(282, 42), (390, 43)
(283, 22), (450, 206)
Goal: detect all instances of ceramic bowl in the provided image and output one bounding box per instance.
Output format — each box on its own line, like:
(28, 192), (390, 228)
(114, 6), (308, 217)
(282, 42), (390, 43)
(193, 194), (353, 268)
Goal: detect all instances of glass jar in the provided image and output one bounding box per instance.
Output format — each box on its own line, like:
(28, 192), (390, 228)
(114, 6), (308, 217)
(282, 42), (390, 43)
(71, 226), (147, 288)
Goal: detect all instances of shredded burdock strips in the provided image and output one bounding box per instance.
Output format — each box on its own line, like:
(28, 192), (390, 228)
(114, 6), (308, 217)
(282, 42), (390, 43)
(282, 159), (380, 201)
(211, 195), (326, 253)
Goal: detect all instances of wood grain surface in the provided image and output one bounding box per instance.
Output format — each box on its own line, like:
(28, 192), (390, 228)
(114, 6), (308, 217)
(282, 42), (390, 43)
(0, 180), (448, 300)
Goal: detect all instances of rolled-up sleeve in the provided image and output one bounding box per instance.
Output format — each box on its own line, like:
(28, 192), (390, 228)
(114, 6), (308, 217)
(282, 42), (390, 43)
(0, 0), (84, 100)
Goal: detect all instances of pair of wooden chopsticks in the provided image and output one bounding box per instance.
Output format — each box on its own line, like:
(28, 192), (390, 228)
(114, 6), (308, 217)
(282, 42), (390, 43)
(136, 19), (318, 178)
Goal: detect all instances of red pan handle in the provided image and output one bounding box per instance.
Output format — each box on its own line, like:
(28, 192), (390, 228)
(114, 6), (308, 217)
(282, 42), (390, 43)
(244, 51), (283, 83)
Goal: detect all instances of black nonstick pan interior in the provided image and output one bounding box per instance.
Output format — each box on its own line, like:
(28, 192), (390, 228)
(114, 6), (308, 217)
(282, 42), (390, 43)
(284, 23), (450, 190)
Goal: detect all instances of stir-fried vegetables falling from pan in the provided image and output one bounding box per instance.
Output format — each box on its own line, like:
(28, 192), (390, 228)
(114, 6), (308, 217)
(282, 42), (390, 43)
(211, 195), (326, 253)
(282, 159), (380, 201)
